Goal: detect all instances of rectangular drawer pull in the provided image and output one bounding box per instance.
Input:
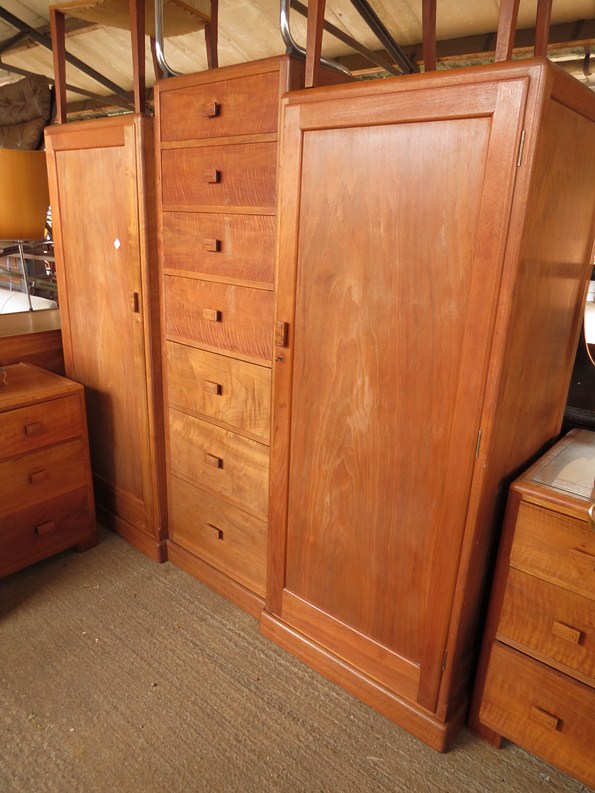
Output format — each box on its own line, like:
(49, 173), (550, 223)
(35, 520), (56, 536)
(274, 320), (288, 348)
(203, 238), (221, 253)
(201, 101), (220, 118)
(570, 547), (595, 570)
(25, 422), (43, 436)
(203, 380), (222, 395)
(206, 523), (224, 540)
(204, 453), (223, 469)
(530, 705), (560, 731)
(552, 620), (582, 644)
(202, 308), (221, 322)
(203, 168), (220, 184)
(29, 468), (47, 485)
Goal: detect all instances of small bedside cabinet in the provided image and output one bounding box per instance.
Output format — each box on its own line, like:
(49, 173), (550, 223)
(472, 428), (594, 787)
(0, 362), (96, 577)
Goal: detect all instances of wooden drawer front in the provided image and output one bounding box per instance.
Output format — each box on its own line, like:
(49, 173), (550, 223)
(164, 276), (274, 364)
(498, 568), (595, 681)
(0, 439), (86, 517)
(0, 488), (93, 577)
(0, 395), (82, 460)
(166, 343), (271, 441)
(161, 143), (277, 209)
(169, 475), (267, 596)
(511, 501), (595, 599)
(159, 70), (280, 142)
(169, 409), (269, 519)
(480, 643), (595, 788)
(162, 212), (275, 286)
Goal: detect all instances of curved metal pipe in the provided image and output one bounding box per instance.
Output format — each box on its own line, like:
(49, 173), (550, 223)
(154, 0), (180, 78)
(280, 0), (352, 77)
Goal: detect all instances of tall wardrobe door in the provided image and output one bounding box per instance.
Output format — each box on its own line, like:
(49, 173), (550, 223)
(270, 78), (529, 709)
(52, 126), (151, 530)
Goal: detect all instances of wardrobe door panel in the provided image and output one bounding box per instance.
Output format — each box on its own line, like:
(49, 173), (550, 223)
(54, 143), (148, 509)
(268, 76), (529, 715)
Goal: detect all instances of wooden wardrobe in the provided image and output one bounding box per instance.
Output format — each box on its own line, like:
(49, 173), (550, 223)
(45, 115), (166, 559)
(261, 59), (595, 750)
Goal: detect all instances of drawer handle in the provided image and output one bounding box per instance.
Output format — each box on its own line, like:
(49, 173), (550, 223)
(589, 503), (595, 531)
(203, 238), (221, 253)
(201, 101), (220, 118)
(25, 422), (43, 437)
(35, 520), (56, 536)
(204, 453), (223, 469)
(204, 168), (220, 184)
(552, 620), (582, 645)
(29, 468), (47, 485)
(202, 308), (221, 322)
(206, 523), (224, 540)
(203, 380), (222, 395)
(570, 547), (595, 571)
(530, 705), (560, 731)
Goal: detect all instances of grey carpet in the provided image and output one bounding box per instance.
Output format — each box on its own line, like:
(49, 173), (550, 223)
(0, 526), (590, 793)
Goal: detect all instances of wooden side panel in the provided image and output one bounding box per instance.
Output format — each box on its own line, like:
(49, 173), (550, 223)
(438, 67), (595, 718)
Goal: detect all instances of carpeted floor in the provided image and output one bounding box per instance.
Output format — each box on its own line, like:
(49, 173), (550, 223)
(0, 526), (591, 793)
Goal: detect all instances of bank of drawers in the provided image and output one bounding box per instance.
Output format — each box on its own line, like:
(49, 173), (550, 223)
(0, 363), (96, 577)
(156, 59), (302, 606)
(478, 430), (595, 788)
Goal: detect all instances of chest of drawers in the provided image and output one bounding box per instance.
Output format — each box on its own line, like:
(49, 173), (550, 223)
(473, 429), (595, 787)
(155, 57), (309, 615)
(0, 362), (96, 577)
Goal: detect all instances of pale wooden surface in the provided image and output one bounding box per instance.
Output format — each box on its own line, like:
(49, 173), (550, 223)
(45, 114), (166, 559)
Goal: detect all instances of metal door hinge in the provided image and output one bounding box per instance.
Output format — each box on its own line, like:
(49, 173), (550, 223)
(442, 650), (448, 672)
(517, 130), (526, 167)
(475, 429), (482, 458)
